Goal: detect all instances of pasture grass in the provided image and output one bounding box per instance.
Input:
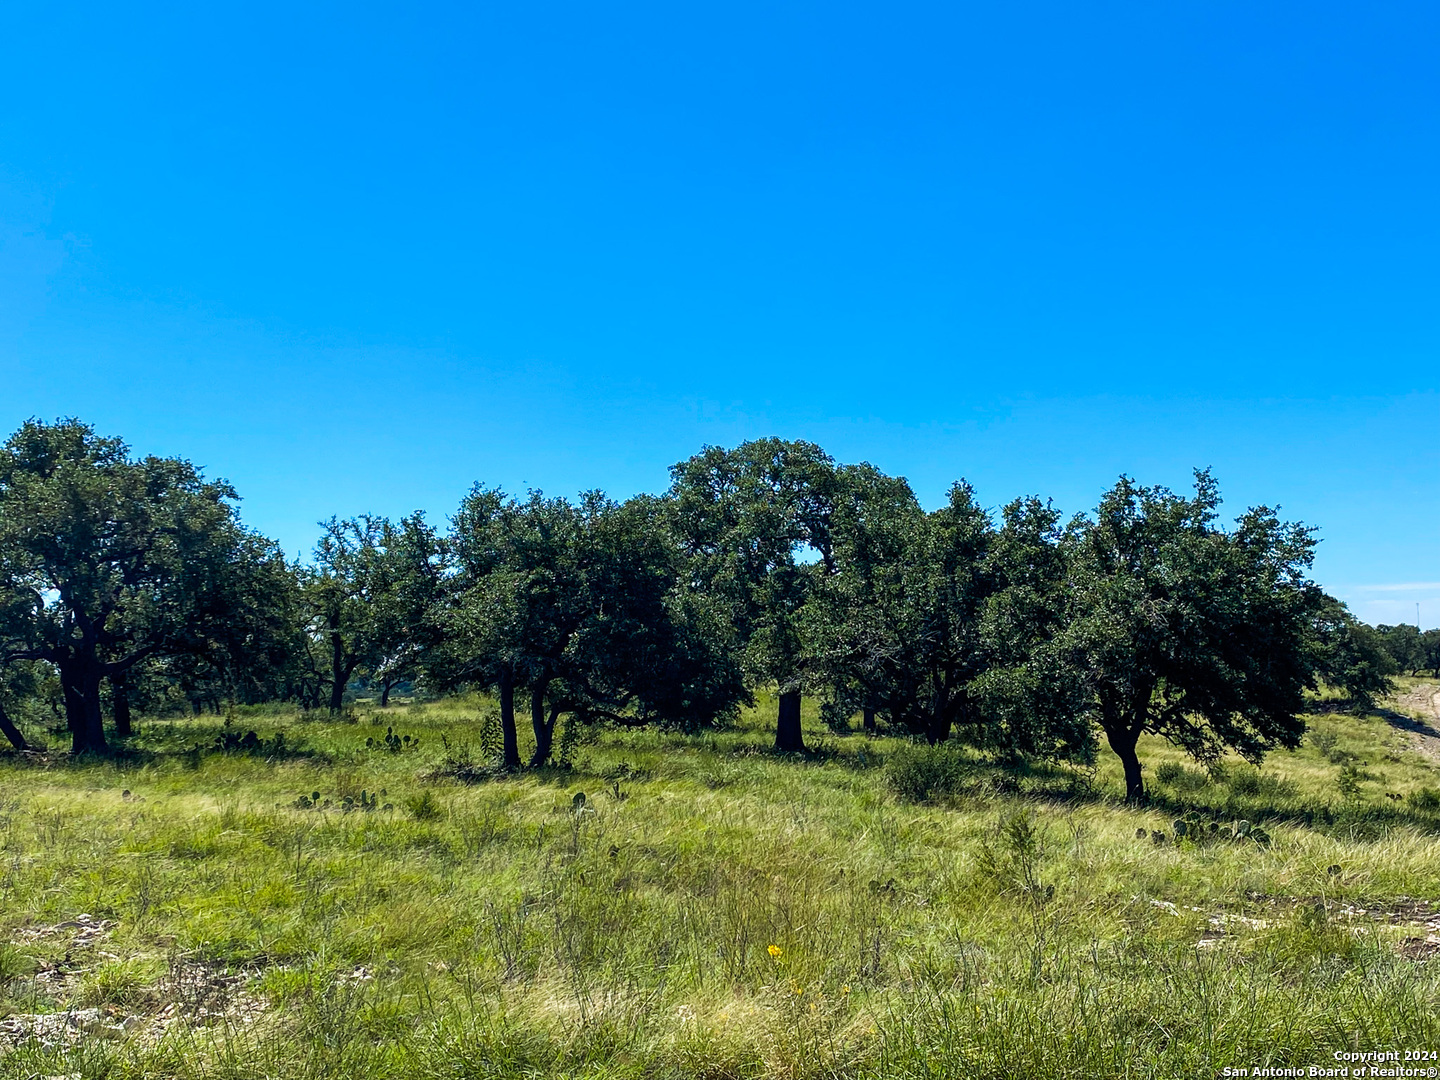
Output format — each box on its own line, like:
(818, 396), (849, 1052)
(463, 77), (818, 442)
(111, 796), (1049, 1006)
(2, 686), (1440, 1077)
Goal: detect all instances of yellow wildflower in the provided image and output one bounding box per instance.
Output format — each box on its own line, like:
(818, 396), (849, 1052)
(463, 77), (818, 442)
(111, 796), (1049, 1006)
(767, 944), (783, 959)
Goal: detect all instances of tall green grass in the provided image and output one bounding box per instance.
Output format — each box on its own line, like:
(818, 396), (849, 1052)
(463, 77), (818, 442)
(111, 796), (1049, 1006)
(1, 690), (1439, 1078)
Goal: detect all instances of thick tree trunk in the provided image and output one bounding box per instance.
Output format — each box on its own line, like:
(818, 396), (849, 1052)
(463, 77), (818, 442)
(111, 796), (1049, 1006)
(863, 707), (876, 734)
(59, 658), (107, 755)
(1106, 727), (1145, 803)
(497, 668), (521, 771)
(774, 689), (805, 752)
(112, 669), (132, 738)
(0, 701), (28, 752)
(529, 681), (557, 767)
(380, 678), (394, 708)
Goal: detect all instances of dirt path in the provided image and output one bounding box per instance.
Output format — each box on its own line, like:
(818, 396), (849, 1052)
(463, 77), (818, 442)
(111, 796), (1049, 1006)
(1389, 682), (1440, 764)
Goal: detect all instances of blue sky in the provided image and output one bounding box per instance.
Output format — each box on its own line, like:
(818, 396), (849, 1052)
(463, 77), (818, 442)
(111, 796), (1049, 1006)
(1, 1), (1436, 627)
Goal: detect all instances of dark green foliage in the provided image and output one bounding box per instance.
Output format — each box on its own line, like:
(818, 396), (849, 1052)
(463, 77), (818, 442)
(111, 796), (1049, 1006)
(438, 486), (747, 769)
(1057, 471), (1323, 802)
(1375, 623), (1440, 677)
(1310, 597), (1398, 705)
(668, 438), (840, 751)
(885, 742), (972, 802)
(0, 419), (292, 753)
(0, 418), (1408, 793)
(1154, 761), (1211, 792)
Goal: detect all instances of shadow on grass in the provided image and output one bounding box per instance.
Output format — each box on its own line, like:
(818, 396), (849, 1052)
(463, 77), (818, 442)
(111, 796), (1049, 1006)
(884, 741), (1440, 837)
(1375, 707), (1440, 742)
(0, 721), (334, 771)
(1142, 785), (1440, 838)
(885, 742), (1106, 807)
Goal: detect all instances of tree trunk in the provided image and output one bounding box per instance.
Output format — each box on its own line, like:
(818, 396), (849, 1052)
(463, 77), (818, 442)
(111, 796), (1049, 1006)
(1106, 727), (1145, 803)
(529, 680), (556, 767)
(774, 689), (805, 752)
(328, 631), (356, 714)
(0, 700), (28, 752)
(58, 657), (107, 755)
(112, 669), (132, 738)
(498, 668), (521, 770)
(863, 707), (876, 734)
(380, 678), (394, 708)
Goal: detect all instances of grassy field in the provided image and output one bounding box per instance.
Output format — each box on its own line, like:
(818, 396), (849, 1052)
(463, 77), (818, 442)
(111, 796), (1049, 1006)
(4, 684), (1440, 1078)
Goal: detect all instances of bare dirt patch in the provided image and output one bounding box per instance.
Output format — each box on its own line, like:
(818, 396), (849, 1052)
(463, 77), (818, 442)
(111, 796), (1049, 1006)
(1385, 682), (1440, 764)
(1, 915), (269, 1053)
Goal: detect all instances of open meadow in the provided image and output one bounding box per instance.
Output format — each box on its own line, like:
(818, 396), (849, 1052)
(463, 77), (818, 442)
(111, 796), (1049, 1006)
(4, 684), (1440, 1079)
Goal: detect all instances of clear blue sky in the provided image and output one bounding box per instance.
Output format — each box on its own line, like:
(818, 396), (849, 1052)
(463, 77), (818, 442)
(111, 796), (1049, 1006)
(1, 1), (1436, 627)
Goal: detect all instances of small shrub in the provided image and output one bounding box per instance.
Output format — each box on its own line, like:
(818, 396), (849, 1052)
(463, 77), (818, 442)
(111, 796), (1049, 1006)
(1408, 786), (1440, 812)
(405, 790), (442, 821)
(977, 809), (1052, 903)
(1335, 764), (1364, 800)
(1225, 767), (1298, 801)
(1154, 761), (1210, 792)
(886, 743), (969, 803)
(428, 740), (500, 783)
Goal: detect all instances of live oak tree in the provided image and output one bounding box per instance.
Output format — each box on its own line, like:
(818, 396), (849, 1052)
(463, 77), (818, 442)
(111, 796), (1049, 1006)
(969, 496), (1094, 762)
(306, 516), (406, 715)
(1059, 471), (1323, 802)
(801, 463), (926, 735)
(441, 486), (744, 769)
(668, 439), (839, 751)
(176, 532), (311, 710)
(804, 478), (998, 745)
(1374, 623), (1440, 678)
(364, 513), (445, 707)
(898, 483), (996, 744)
(1310, 597), (1398, 707)
(0, 419), (262, 753)
(441, 487), (592, 768)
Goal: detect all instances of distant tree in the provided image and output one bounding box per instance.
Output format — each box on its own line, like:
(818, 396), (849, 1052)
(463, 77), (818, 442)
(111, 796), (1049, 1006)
(969, 497), (1094, 762)
(364, 514), (446, 706)
(894, 482), (997, 745)
(1308, 599), (1397, 707)
(801, 463), (925, 735)
(1376, 623), (1427, 677)
(0, 419), (262, 753)
(441, 487), (744, 769)
(1424, 629), (1440, 678)
(1058, 472), (1323, 802)
(305, 517), (395, 714)
(668, 439), (839, 751)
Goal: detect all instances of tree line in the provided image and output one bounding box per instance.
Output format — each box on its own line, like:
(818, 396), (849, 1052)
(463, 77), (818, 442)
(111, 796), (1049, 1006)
(1, 419), (1432, 801)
